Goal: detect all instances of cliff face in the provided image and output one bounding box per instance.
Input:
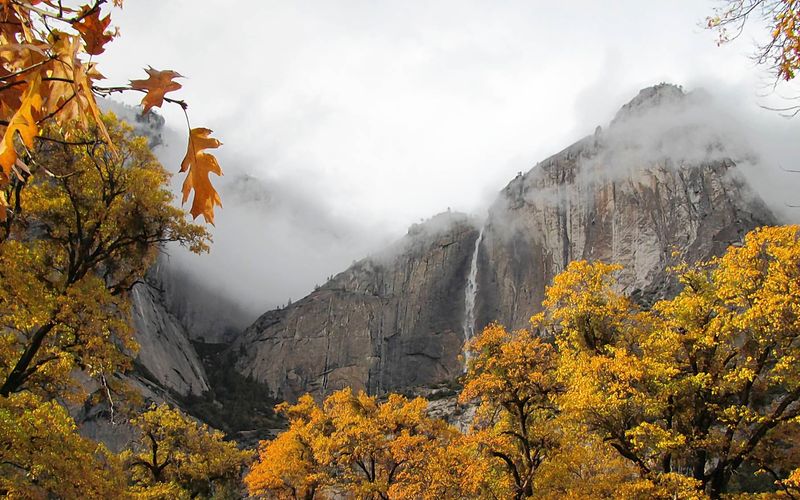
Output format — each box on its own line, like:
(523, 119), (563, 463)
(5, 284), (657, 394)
(234, 84), (776, 400)
(232, 213), (478, 401)
(477, 150), (771, 332)
(130, 270), (210, 397)
(477, 85), (773, 331)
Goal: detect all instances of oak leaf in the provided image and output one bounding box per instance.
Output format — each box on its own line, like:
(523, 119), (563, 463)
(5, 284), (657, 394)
(0, 74), (42, 180)
(129, 66), (183, 114)
(74, 7), (114, 55)
(181, 128), (223, 223)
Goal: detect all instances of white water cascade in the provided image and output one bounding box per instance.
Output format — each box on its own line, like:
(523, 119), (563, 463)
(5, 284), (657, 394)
(462, 227), (484, 369)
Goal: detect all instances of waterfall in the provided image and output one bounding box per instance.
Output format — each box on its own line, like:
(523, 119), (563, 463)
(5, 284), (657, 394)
(463, 227), (484, 369)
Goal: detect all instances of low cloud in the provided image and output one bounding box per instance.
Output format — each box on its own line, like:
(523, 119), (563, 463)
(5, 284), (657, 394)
(153, 126), (396, 319)
(116, 79), (800, 330)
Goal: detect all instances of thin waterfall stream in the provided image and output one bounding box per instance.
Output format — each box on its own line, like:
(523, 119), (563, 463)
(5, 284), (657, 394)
(462, 227), (484, 369)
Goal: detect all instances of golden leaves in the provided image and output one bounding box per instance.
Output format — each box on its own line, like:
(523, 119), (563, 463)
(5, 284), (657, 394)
(0, 392), (126, 498)
(124, 403), (253, 497)
(73, 6), (115, 56)
(246, 388), (456, 499)
(129, 66), (183, 114)
(181, 127), (223, 223)
(0, 2), (224, 226)
(0, 73), (40, 178)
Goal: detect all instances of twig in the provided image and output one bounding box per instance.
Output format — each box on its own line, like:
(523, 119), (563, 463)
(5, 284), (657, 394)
(100, 372), (116, 425)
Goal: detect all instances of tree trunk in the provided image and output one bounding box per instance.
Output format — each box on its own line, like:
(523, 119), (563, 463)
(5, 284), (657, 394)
(707, 467), (729, 499)
(0, 322), (55, 396)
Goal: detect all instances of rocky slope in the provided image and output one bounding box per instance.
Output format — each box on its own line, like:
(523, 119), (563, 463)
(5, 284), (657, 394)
(130, 263), (211, 397)
(477, 144), (771, 332)
(233, 212), (478, 401)
(233, 84), (776, 401)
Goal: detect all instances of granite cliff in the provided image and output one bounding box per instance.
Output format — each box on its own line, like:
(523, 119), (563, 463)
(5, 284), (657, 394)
(232, 84), (776, 401)
(232, 212), (478, 400)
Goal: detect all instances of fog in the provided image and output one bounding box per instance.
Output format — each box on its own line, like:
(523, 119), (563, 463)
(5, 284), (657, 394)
(92, 1), (800, 321)
(144, 81), (800, 323)
(582, 84), (800, 223)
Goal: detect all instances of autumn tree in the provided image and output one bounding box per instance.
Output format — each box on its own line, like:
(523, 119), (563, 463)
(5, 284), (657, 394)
(246, 389), (456, 500)
(545, 226), (800, 498)
(0, 0), (223, 223)
(388, 432), (513, 500)
(121, 403), (252, 499)
(245, 409), (326, 500)
(459, 323), (561, 499)
(707, 0), (800, 118)
(0, 113), (209, 399)
(529, 425), (640, 500)
(0, 391), (127, 498)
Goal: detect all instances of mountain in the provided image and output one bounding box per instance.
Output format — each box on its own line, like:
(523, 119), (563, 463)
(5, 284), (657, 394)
(231, 84), (776, 402)
(231, 212), (479, 400)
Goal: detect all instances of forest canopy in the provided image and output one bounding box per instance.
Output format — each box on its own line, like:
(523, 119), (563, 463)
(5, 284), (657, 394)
(247, 225), (800, 500)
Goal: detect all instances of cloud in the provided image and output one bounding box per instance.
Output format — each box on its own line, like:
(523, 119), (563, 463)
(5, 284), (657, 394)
(96, 1), (800, 326)
(581, 84), (800, 222)
(151, 126), (395, 319)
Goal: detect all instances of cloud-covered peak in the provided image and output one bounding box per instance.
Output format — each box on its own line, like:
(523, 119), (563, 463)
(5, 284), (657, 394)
(611, 83), (688, 125)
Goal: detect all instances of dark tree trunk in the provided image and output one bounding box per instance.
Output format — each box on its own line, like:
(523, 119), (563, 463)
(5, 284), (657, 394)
(0, 322), (55, 396)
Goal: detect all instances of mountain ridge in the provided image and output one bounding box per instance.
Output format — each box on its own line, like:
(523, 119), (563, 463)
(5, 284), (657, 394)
(231, 83), (776, 401)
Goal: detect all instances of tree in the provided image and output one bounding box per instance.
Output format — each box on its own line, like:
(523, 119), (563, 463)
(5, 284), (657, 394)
(245, 425), (325, 500)
(529, 425), (639, 500)
(388, 432), (513, 500)
(121, 403), (253, 499)
(246, 389), (457, 500)
(546, 226), (800, 498)
(0, 0), (223, 223)
(0, 113), (209, 399)
(0, 391), (126, 498)
(707, 0), (800, 116)
(708, 1), (800, 81)
(459, 323), (561, 499)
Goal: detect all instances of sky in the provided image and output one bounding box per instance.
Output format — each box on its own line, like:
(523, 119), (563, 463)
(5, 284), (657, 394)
(96, 1), (800, 316)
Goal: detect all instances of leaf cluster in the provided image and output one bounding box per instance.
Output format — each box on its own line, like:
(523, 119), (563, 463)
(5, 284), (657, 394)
(1, 0), (224, 222)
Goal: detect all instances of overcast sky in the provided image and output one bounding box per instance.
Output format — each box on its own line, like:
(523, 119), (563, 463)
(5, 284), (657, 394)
(97, 1), (800, 315)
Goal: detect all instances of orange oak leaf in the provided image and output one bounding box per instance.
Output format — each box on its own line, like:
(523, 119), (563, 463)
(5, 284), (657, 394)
(181, 128), (223, 224)
(0, 74), (41, 177)
(74, 7), (114, 55)
(129, 67), (183, 114)
(0, 74), (42, 220)
(42, 32), (111, 146)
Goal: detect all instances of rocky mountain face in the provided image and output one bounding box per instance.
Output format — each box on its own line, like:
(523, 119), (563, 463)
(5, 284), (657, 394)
(231, 213), (479, 401)
(233, 84), (776, 401)
(74, 109), (253, 445)
(477, 148), (771, 334)
(130, 263), (211, 397)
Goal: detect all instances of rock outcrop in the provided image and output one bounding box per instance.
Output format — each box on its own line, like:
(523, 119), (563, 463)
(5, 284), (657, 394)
(130, 264), (210, 397)
(477, 151), (771, 333)
(234, 84), (776, 401)
(233, 212), (478, 401)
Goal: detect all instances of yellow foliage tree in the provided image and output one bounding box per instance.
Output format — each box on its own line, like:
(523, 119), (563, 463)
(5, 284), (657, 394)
(121, 403), (253, 499)
(0, 113), (209, 399)
(459, 323), (561, 499)
(246, 389), (457, 500)
(545, 226), (800, 497)
(0, 391), (126, 498)
(530, 425), (639, 499)
(389, 432), (513, 500)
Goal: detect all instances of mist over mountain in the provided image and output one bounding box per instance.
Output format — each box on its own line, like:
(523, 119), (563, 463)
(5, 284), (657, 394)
(124, 82), (798, 329)
(227, 84), (779, 401)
